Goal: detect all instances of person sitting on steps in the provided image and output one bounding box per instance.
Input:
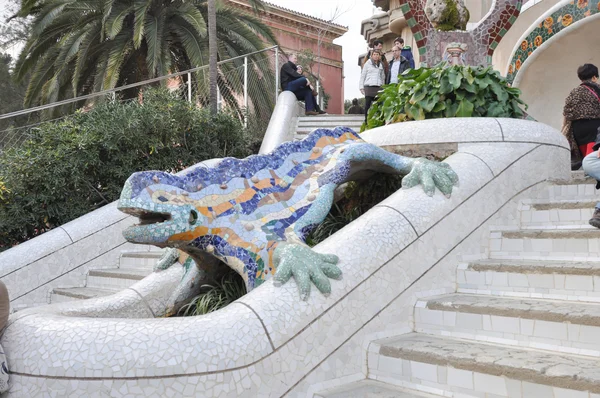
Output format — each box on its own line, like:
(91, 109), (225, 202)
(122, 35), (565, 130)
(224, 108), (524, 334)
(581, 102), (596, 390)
(582, 126), (600, 228)
(296, 65), (326, 115)
(280, 53), (318, 116)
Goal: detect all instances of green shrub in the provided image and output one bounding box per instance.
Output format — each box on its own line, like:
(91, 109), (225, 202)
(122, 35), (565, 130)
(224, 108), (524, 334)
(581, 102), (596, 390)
(177, 270), (247, 317)
(365, 64), (527, 131)
(0, 89), (252, 249)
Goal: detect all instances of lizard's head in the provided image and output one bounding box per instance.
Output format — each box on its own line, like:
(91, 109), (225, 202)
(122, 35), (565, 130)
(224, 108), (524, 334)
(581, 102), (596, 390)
(117, 171), (207, 247)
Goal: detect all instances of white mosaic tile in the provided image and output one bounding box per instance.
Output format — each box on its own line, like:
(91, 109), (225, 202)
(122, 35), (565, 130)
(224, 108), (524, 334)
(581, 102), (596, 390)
(362, 117), (503, 147)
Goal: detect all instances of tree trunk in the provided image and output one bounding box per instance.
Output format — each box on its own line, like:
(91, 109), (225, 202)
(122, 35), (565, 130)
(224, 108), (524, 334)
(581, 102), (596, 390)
(208, 0), (218, 115)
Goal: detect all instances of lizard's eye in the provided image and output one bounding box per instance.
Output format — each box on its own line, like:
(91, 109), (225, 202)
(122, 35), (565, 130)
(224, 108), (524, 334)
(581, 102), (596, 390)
(189, 210), (199, 225)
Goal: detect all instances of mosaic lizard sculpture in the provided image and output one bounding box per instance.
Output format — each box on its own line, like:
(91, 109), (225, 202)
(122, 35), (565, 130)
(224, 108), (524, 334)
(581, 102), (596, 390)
(117, 127), (458, 305)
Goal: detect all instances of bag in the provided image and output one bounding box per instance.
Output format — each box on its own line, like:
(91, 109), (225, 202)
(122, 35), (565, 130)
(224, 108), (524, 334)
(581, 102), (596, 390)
(571, 146), (583, 171)
(562, 119), (583, 170)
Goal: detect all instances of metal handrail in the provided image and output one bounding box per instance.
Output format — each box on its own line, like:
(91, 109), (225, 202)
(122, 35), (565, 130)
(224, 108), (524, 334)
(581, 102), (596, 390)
(0, 45), (280, 121)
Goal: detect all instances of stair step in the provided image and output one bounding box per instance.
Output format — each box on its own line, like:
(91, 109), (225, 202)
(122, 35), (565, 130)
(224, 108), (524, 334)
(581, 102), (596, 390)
(466, 258), (600, 276)
(119, 250), (164, 269)
(86, 267), (151, 290)
(372, 333), (600, 396)
(552, 170), (595, 185)
(490, 228), (600, 260)
(416, 293), (600, 355)
(314, 380), (441, 398)
(297, 115), (364, 122)
(458, 259), (600, 302)
(296, 126), (361, 134)
(529, 199), (598, 211)
(547, 182), (599, 201)
(297, 121), (364, 127)
(51, 287), (117, 302)
(521, 200), (596, 227)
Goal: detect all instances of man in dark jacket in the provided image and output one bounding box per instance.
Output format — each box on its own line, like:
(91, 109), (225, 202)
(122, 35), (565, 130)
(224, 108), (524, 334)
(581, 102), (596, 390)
(386, 46), (410, 85)
(394, 37), (415, 69)
(280, 53), (318, 115)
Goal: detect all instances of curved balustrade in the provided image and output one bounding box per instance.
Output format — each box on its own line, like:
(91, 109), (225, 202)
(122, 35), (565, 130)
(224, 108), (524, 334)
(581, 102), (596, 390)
(1, 117), (569, 396)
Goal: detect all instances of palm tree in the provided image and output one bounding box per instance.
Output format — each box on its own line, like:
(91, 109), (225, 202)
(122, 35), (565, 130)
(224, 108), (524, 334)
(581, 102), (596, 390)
(208, 0), (217, 115)
(14, 0), (277, 110)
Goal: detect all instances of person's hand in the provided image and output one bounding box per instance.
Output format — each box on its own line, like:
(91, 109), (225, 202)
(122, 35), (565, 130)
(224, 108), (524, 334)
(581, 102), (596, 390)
(360, 88), (365, 95)
(597, 150), (600, 158)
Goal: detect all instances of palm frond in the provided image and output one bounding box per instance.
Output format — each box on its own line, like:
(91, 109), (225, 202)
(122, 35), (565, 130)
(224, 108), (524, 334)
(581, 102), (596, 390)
(170, 18), (207, 68)
(144, 8), (168, 77)
(32, 0), (75, 36)
(102, 31), (132, 89)
(132, 0), (152, 49)
(104, 3), (132, 40)
(172, 2), (207, 38)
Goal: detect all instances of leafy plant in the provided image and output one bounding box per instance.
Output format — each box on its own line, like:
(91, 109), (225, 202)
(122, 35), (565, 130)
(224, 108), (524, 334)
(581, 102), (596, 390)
(0, 88), (252, 249)
(178, 269), (247, 316)
(365, 64), (527, 131)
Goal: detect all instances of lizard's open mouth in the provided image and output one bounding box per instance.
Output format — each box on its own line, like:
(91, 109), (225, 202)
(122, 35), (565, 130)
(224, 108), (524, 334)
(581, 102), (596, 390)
(123, 208), (172, 226)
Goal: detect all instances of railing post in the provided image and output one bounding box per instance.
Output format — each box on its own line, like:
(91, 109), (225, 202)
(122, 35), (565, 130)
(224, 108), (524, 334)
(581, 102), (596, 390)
(243, 56), (248, 128)
(274, 46), (279, 104)
(187, 72), (192, 103)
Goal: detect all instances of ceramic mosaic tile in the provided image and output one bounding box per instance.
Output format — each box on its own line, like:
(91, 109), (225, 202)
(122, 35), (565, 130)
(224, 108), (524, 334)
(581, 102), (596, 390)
(399, 0), (521, 66)
(507, 0), (599, 83)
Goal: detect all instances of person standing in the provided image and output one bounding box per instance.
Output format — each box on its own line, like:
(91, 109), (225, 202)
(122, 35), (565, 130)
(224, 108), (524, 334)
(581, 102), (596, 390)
(394, 37), (415, 69)
(280, 53), (318, 115)
(359, 49), (385, 123)
(362, 40), (389, 78)
(563, 63), (600, 168)
(386, 46), (410, 84)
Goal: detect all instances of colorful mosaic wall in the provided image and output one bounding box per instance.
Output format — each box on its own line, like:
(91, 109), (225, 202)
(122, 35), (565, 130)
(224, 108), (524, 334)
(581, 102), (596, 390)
(118, 127), (458, 299)
(507, 0), (600, 83)
(399, 0), (521, 66)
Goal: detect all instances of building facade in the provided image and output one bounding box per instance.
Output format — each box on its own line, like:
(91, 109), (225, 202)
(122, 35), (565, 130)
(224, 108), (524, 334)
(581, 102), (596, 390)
(230, 0), (348, 115)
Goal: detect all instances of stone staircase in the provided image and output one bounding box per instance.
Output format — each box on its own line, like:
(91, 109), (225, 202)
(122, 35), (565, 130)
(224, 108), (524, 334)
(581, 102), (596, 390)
(49, 247), (164, 303)
(294, 114), (364, 141)
(317, 173), (600, 397)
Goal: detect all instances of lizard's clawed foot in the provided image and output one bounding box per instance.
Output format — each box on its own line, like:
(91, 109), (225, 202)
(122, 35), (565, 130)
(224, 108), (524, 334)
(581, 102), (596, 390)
(273, 243), (342, 300)
(402, 158), (459, 197)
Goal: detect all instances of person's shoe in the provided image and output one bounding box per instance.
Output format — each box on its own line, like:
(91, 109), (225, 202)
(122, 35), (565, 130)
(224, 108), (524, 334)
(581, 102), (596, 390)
(318, 110), (327, 114)
(305, 111), (319, 116)
(589, 208), (600, 229)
